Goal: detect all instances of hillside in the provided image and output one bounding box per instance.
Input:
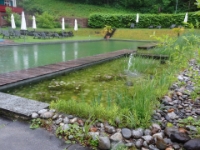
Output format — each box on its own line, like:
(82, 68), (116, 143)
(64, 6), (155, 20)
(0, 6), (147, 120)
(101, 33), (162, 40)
(18, 0), (133, 18)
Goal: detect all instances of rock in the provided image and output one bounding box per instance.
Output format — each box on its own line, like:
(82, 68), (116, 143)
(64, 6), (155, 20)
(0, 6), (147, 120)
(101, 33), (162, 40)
(135, 139), (143, 149)
(121, 128), (132, 139)
(132, 129), (143, 139)
(185, 125), (197, 132)
(110, 132), (123, 142)
(62, 124), (70, 131)
(141, 147), (149, 150)
(170, 132), (191, 143)
(89, 132), (99, 140)
(31, 112), (39, 119)
(40, 111), (54, 119)
(167, 112), (178, 119)
(38, 109), (48, 114)
(63, 117), (70, 124)
(70, 117), (77, 123)
(155, 136), (168, 150)
(151, 123), (161, 131)
(55, 118), (63, 125)
(52, 114), (58, 120)
(67, 115), (74, 119)
(142, 135), (153, 144)
(152, 132), (163, 139)
(125, 142), (134, 147)
(98, 136), (111, 150)
(105, 125), (116, 134)
(183, 139), (200, 150)
(172, 143), (181, 150)
(144, 129), (151, 135)
(164, 127), (179, 137)
(149, 144), (159, 150)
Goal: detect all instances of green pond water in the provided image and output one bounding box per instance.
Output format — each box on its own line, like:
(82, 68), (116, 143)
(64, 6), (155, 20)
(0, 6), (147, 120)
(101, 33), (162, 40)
(0, 40), (150, 74)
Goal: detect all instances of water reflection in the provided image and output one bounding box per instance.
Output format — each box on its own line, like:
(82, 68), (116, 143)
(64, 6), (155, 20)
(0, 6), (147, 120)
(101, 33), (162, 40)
(73, 42), (78, 59)
(33, 45), (38, 65)
(61, 43), (66, 62)
(23, 54), (29, 69)
(13, 47), (18, 64)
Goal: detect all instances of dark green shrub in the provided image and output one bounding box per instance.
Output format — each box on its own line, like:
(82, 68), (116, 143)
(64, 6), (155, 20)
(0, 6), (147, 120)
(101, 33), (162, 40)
(88, 12), (200, 28)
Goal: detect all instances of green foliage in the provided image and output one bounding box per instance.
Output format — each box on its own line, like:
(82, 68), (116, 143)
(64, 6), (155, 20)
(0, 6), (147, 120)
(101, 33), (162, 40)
(88, 13), (200, 28)
(5, 7), (21, 27)
(36, 12), (58, 29)
(55, 118), (99, 149)
(30, 118), (42, 129)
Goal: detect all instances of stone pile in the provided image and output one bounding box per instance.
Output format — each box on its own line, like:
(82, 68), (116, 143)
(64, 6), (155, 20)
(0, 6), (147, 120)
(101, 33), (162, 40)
(31, 59), (200, 150)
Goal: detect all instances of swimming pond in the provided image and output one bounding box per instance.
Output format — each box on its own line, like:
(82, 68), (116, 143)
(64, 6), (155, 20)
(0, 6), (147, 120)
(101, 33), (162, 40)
(0, 40), (151, 74)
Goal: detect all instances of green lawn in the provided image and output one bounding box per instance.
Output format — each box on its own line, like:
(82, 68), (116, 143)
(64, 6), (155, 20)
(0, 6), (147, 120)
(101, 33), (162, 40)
(1, 28), (185, 43)
(20, 0), (133, 18)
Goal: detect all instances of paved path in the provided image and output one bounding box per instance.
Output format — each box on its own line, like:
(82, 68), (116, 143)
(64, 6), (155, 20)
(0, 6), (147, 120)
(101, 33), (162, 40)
(0, 117), (91, 150)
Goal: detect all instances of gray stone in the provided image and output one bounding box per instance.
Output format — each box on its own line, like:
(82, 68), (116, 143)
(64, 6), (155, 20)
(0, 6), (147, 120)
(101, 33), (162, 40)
(153, 132), (163, 139)
(31, 112), (39, 119)
(67, 115), (74, 119)
(62, 124), (70, 131)
(121, 128), (132, 139)
(135, 139), (143, 149)
(105, 125), (116, 134)
(167, 112), (178, 119)
(132, 129), (143, 139)
(38, 109), (48, 114)
(186, 125), (197, 132)
(151, 123), (161, 131)
(70, 117), (77, 123)
(183, 139), (200, 150)
(63, 117), (70, 124)
(164, 127), (179, 137)
(55, 118), (63, 125)
(144, 129), (151, 135)
(142, 135), (153, 144)
(0, 92), (49, 117)
(170, 132), (191, 143)
(110, 132), (123, 142)
(40, 111), (54, 119)
(149, 144), (159, 150)
(52, 114), (58, 120)
(98, 136), (110, 150)
(173, 143), (181, 150)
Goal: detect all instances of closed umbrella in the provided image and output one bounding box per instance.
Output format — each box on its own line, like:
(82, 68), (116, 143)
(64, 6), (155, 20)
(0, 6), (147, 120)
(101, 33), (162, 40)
(74, 19), (78, 31)
(21, 11), (27, 30)
(136, 13), (139, 23)
(21, 11), (27, 42)
(11, 14), (16, 29)
(184, 12), (188, 23)
(62, 18), (65, 30)
(32, 16), (37, 30)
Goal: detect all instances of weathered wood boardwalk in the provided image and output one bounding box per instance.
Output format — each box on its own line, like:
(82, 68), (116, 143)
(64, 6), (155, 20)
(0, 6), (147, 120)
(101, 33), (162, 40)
(0, 49), (135, 90)
(137, 43), (158, 50)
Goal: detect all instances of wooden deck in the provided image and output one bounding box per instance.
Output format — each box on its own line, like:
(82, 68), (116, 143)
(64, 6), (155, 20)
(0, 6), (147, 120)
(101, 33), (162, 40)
(137, 43), (158, 50)
(0, 49), (135, 90)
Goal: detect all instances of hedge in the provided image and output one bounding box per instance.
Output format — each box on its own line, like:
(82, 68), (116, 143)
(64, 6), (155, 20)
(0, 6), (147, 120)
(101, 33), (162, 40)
(88, 12), (200, 28)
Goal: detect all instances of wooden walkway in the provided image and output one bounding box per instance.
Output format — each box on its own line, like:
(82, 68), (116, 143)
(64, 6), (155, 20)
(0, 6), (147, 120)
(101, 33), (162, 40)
(138, 43), (158, 50)
(0, 49), (135, 90)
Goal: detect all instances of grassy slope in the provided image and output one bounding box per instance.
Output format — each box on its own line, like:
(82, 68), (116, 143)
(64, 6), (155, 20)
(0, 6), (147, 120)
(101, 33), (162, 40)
(23, 0), (133, 18)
